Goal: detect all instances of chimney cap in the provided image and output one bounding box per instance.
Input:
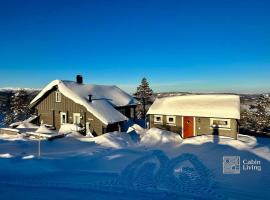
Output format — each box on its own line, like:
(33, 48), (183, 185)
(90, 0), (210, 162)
(88, 94), (92, 102)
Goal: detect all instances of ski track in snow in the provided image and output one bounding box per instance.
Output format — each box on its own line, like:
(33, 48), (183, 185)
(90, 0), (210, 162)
(0, 150), (226, 200)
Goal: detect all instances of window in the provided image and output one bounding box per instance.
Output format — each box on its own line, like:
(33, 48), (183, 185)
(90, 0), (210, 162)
(154, 115), (163, 124)
(73, 113), (81, 124)
(60, 112), (67, 124)
(56, 92), (61, 102)
(166, 116), (176, 125)
(210, 118), (231, 129)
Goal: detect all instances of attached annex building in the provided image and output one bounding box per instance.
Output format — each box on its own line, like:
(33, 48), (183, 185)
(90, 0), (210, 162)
(30, 75), (138, 136)
(147, 95), (240, 139)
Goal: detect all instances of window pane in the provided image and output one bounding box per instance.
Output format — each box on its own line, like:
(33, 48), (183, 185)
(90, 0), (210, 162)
(56, 92), (61, 102)
(213, 120), (227, 125)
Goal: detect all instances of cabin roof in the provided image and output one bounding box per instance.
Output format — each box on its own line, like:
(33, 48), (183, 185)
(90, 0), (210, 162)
(147, 95), (240, 119)
(30, 80), (138, 125)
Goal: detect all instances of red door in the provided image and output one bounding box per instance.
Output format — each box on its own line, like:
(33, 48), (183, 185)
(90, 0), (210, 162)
(183, 116), (194, 138)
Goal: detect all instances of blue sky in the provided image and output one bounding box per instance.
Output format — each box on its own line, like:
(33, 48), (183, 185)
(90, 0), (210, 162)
(0, 0), (269, 93)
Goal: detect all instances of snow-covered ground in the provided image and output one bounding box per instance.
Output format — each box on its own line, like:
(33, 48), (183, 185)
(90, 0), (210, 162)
(0, 127), (270, 200)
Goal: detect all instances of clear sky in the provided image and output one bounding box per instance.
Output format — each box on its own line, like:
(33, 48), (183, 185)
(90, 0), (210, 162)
(0, 0), (269, 93)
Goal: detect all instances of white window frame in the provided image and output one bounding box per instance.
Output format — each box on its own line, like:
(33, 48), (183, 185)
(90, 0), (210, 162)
(73, 113), (81, 124)
(60, 112), (67, 124)
(154, 115), (163, 124)
(56, 91), (61, 102)
(210, 118), (231, 129)
(166, 116), (176, 125)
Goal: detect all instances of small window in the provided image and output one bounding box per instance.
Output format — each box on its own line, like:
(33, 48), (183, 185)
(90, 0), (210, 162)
(154, 115), (163, 124)
(210, 118), (230, 129)
(166, 116), (176, 125)
(56, 92), (61, 102)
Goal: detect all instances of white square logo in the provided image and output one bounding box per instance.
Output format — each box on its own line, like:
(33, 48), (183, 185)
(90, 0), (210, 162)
(223, 156), (240, 174)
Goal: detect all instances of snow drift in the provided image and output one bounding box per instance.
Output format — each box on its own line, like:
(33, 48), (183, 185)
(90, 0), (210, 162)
(141, 128), (182, 146)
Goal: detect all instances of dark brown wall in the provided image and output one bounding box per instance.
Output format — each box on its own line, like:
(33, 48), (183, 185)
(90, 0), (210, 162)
(116, 106), (136, 118)
(35, 88), (107, 135)
(148, 114), (238, 139)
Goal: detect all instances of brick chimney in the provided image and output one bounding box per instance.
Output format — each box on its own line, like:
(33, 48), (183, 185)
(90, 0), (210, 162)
(76, 75), (83, 84)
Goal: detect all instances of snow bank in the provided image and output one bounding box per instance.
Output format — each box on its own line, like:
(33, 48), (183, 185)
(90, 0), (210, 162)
(147, 95), (240, 119)
(127, 124), (146, 135)
(17, 122), (39, 129)
(22, 155), (35, 160)
(181, 134), (270, 162)
(141, 128), (182, 146)
(30, 80), (138, 125)
(0, 133), (24, 141)
(10, 115), (38, 128)
(59, 124), (83, 134)
(35, 125), (57, 134)
(79, 132), (134, 148)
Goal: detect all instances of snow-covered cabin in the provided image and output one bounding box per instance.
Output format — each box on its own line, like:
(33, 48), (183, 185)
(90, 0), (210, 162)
(30, 75), (138, 136)
(147, 95), (240, 139)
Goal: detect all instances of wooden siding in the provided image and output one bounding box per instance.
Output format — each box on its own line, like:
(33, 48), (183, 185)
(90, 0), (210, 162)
(149, 114), (182, 135)
(35, 88), (107, 135)
(195, 117), (238, 139)
(148, 114), (238, 139)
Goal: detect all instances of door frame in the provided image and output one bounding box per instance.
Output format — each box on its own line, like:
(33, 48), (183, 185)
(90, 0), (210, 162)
(73, 113), (81, 124)
(181, 116), (196, 138)
(85, 122), (91, 134)
(60, 112), (67, 124)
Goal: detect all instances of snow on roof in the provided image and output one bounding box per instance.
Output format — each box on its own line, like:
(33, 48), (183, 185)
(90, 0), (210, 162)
(147, 95), (240, 119)
(30, 80), (138, 125)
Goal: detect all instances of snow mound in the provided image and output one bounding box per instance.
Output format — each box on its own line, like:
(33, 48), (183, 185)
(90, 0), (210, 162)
(59, 124), (84, 134)
(0, 153), (13, 158)
(35, 125), (57, 134)
(22, 155), (35, 160)
(141, 128), (182, 146)
(10, 115), (38, 128)
(17, 122), (39, 129)
(127, 124), (146, 135)
(0, 133), (25, 141)
(79, 132), (134, 148)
